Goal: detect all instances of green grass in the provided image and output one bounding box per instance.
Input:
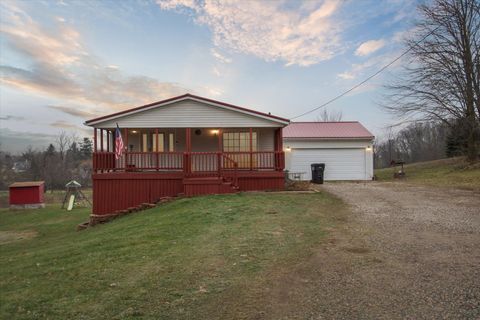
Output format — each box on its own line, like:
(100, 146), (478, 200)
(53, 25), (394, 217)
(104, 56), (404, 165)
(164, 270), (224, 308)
(0, 189), (92, 208)
(375, 157), (480, 191)
(0, 192), (346, 319)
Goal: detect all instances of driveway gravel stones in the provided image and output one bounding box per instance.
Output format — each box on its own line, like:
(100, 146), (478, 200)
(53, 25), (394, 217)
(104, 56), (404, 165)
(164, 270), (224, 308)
(264, 182), (480, 319)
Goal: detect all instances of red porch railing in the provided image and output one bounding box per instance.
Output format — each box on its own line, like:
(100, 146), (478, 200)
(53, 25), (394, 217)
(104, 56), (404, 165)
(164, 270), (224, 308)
(93, 152), (183, 172)
(93, 151), (284, 174)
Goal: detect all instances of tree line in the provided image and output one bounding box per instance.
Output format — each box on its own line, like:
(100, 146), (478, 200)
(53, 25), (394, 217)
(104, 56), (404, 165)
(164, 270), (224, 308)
(0, 132), (93, 190)
(374, 121), (472, 168)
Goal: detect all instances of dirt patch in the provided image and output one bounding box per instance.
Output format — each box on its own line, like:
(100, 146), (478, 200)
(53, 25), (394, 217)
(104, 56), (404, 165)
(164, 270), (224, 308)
(0, 230), (38, 244)
(284, 180), (311, 191)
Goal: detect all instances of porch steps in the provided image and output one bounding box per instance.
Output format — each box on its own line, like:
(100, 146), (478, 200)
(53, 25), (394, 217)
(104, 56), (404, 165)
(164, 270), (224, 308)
(183, 176), (238, 196)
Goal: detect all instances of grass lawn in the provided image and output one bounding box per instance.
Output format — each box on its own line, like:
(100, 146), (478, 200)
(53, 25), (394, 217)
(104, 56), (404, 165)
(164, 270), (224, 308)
(0, 192), (346, 319)
(0, 189), (93, 208)
(375, 157), (480, 191)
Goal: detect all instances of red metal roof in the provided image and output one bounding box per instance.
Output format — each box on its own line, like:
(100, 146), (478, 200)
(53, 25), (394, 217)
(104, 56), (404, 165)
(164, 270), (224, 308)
(9, 181), (45, 188)
(85, 93), (289, 125)
(283, 122), (374, 139)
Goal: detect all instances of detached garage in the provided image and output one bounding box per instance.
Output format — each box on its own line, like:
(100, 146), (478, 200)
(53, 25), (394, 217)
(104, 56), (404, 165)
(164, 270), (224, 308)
(283, 122), (374, 181)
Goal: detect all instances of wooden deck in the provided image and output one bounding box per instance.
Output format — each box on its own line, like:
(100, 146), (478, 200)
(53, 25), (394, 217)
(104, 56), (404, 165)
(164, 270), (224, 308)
(91, 151), (285, 215)
(92, 170), (285, 215)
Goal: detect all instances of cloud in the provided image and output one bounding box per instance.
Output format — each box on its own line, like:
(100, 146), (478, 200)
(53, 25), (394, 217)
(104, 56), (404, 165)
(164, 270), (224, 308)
(337, 72), (355, 80)
(157, 0), (344, 66)
(212, 66), (221, 77)
(50, 120), (90, 136)
(50, 120), (79, 129)
(0, 1), (189, 113)
(47, 105), (98, 119)
(0, 115), (26, 121)
(0, 127), (57, 154)
(355, 39), (386, 56)
(204, 86), (223, 97)
(211, 48), (232, 64)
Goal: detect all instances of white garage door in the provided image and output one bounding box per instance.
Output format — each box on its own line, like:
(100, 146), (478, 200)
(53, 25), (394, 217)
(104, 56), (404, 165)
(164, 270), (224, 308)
(289, 148), (366, 181)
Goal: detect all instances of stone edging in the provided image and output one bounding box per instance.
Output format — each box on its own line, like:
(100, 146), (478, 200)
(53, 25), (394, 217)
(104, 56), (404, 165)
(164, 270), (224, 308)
(76, 197), (175, 231)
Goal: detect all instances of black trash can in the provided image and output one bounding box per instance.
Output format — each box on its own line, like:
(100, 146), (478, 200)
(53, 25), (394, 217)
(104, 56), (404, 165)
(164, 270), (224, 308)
(311, 163), (325, 184)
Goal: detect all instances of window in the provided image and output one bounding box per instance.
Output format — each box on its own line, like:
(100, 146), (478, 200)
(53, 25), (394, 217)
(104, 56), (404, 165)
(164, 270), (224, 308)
(223, 131), (257, 152)
(147, 132), (173, 152)
(168, 133), (175, 152)
(223, 131), (258, 168)
(151, 133), (165, 152)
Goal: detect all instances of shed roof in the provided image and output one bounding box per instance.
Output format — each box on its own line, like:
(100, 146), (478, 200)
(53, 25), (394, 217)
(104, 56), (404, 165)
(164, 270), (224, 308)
(283, 122), (374, 139)
(9, 181), (45, 188)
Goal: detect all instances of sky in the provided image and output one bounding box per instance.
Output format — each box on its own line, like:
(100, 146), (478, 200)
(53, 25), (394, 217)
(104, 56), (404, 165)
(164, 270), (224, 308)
(0, 0), (419, 154)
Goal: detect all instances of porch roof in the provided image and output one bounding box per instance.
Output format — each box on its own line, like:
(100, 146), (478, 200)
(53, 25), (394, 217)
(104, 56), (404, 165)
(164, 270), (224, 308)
(85, 94), (290, 128)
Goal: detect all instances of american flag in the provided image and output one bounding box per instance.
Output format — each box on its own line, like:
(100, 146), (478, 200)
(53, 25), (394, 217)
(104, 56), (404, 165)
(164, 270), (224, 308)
(115, 125), (124, 160)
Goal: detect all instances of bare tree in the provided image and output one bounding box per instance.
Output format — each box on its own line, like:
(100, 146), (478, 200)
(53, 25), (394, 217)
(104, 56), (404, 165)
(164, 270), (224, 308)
(55, 131), (71, 161)
(316, 108), (343, 122)
(384, 0), (479, 161)
(374, 122), (449, 168)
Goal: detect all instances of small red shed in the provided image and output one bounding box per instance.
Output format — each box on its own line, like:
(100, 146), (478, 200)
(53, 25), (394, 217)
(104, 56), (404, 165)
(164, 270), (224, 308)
(9, 181), (45, 209)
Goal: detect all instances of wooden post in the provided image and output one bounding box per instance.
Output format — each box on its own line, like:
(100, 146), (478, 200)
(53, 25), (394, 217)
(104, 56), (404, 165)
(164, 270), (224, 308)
(93, 128), (97, 152)
(217, 129), (222, 151)
(278, 128), (283, 151)
(106, 130), (110, 152)
(155, 128), (159, 171)
(274, 129), (278, 170)
(124, 128), (128, 170)
(249, 128), (253, 170)
(100, 129), (104, 152)
(185, 128), (191, 175)
(217, 129), (222, 174)
(274, 128), (284, 171)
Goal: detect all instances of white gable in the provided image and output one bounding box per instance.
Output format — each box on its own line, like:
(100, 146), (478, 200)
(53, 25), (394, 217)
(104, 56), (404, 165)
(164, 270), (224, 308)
(89, 98), (287, 128)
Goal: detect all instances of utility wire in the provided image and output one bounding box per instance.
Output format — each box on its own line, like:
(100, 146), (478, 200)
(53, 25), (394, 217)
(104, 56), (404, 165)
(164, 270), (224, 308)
(290, 27), (439, 120)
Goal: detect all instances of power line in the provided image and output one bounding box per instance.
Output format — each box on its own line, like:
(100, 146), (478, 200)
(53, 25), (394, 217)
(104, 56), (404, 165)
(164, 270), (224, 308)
(290, 27), (439, 120)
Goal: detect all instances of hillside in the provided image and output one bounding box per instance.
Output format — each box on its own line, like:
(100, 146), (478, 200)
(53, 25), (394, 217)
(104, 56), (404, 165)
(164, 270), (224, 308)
(0, 192), (346, 319)
(375, 157), (480, 191)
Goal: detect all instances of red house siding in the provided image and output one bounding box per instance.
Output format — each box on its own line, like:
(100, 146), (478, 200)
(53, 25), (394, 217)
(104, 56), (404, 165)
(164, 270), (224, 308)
(91, 171), (284, 216)
(9, 182), (45, 205)
(92, 172), (184, 215)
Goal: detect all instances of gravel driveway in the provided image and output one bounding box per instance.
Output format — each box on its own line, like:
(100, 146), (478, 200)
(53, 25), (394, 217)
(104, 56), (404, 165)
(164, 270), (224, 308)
(265, 182), (480, 319)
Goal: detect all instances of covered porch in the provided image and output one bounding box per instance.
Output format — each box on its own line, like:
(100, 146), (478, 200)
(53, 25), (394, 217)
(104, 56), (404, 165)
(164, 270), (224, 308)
(92, 127), (285, 175)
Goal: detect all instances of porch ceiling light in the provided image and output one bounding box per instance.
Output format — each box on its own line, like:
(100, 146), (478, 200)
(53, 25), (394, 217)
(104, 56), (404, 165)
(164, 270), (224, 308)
(285, 146), (291, 152)
(131, 130), (138, 134)
(211, 129), (219, 136)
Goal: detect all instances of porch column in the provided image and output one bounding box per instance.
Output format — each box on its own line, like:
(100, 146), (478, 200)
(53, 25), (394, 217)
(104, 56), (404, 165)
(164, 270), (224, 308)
(185, 128), (191, 175)
(124, 128), (128, 170)
(106, 130), (110, 152)
(155, 128), (159, 171)
(217, 129), (222, 151)
(93, 128), (97, 152)
(217, 129), (222, 174)
(274, 128), (284, 171)
(249, 127), (253, 170)
(100, 129), (104, 152)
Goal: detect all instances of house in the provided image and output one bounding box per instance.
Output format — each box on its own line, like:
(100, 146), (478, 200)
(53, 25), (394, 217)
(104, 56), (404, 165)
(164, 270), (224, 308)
(283, 122), (374, 181)
(84, 94), (289, 222)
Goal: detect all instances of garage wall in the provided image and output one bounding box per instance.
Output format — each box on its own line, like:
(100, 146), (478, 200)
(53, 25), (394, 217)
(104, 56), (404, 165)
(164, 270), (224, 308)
(284, 139), (374, 181)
